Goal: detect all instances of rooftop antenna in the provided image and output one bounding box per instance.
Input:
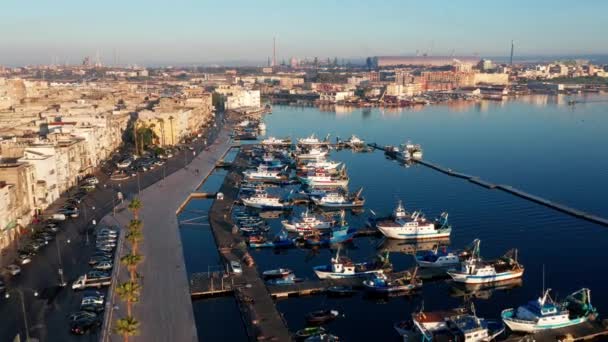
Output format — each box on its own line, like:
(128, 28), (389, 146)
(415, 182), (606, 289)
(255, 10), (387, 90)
(510, 40), (514, 66)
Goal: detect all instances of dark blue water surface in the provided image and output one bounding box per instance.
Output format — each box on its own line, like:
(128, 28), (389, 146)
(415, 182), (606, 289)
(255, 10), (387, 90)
(184, 94), (608, 341)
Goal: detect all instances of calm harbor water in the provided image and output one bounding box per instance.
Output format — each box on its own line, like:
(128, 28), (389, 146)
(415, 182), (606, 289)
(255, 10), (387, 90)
(183, 94), (608, 341)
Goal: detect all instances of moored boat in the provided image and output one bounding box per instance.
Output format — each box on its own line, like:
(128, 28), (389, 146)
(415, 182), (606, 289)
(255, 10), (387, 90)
(326, 285), (356, 297)
(262, 268), (294, 279)
(447, 240), (524, 284)
(311, 189), (365, 208)
(282, 210), (335, 233)
(372, 201), (451, 240)
(305, 309), (340, 325)
(313, 248), (391, 279)
(243, 165), (287, 182)
(416, 245), (471, 268)
(295, 326), (326, 340)
(362, 269), (422, 294)
(241, 190), (290, 209)
(261, 136), (292, 146)
(501, 288), (597, 333)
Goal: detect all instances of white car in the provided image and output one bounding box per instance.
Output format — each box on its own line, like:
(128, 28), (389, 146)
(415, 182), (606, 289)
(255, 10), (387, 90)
(230, 261), (242, 274)
(5, 264), (21, 275)
(81, 297), (104, 306)
(93, 261), (113, 271)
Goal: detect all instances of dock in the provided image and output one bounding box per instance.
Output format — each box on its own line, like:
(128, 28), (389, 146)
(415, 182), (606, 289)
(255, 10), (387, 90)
(206, 145), (292, 341)
(368, 143), (608, 228)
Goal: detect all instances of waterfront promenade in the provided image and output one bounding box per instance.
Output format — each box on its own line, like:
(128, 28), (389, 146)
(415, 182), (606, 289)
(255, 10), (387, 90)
(101, 121), (235, 342)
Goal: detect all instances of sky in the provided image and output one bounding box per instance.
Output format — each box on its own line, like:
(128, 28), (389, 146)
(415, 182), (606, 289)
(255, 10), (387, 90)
(1, 0), (607, 66)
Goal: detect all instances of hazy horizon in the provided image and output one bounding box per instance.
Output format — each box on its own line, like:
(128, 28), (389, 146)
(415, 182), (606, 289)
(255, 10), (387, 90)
(1, 0), (607, 67)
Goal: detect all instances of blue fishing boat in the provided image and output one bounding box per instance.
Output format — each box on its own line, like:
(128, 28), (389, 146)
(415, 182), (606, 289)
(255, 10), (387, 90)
(249, 231), (294, 248)
(362, 268), (422, 294)
(306, 212), (356, 246)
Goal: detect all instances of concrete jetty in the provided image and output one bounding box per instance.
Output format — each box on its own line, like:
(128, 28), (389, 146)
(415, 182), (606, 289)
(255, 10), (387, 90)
(206, 145), (292, 341)
(100, 121), (235, 342)
(368, 142), (608, 228)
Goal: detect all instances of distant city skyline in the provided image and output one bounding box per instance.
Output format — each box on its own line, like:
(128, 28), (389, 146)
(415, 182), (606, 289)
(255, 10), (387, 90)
(1, 0), (607, 66)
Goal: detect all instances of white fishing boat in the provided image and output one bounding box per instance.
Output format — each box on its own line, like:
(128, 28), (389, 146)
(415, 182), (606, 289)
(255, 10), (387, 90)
(501, 288), (596, 333)
(394, 307), (469, 337)
(447, 240), (524, 284)
(281, 210), (335, 232)
(310, 189), (365, 208)
(258, 122), (266, 131)
(261, 136), (291, 146)
(241, 191), (289, 209)
(298, 134), (328, 146)
(299, 169), (349, 188)
(243, 165), (286, 181)
(405, 140), (423, 160)
(416, 245), (469, 268)
(298, 160), (342, 172)
(295, 148), (328, 160)
(345, 134), (365, 147)
(313, 248), (391, 279)
(373, 201), (451, 240)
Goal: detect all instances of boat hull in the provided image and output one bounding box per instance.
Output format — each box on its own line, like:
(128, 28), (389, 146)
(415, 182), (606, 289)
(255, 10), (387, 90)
(242, 200), (287, 209)
(447, 269), (524, 284)
(313, 266), (382, 279)
(377, 226), (451, 240)
(501, 309), (588, 333)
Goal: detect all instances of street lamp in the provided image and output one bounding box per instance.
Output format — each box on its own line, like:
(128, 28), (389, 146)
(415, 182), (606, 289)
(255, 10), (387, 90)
(5, 288), (39, 342)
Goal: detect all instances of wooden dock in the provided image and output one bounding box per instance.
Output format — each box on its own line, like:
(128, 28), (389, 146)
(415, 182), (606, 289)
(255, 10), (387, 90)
(368, 143), (608, 228)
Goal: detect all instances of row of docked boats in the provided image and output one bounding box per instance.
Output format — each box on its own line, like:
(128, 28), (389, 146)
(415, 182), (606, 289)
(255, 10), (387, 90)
(394, 287), (597, 341)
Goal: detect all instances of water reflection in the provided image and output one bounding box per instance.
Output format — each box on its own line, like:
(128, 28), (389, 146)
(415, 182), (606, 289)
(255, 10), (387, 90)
(449, 278), (523, 301)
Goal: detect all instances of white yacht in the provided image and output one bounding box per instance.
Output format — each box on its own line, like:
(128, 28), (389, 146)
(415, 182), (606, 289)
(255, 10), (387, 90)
(295, 148), (328, 160)
(311, 191), (365, 208)
(298, 160), (342, 172)
(298, 134), (325, 146)
(345, 135), (365, 147)
(243, 165), (286, 181)
(298, 169), (349, 188)
(261, 136), (291, 146)
(373, 201), (451, 240)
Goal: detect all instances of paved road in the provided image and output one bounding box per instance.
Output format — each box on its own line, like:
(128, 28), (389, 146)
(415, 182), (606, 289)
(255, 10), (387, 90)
(0, 112), (228, 342)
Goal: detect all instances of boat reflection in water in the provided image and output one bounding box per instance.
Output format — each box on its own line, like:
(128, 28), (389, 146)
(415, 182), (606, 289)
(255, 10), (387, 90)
(450, 278), (523, 301)
(377, 237), (451, 255)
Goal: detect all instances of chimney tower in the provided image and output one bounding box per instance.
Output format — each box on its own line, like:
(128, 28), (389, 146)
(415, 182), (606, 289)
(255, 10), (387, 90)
(272, 36), (277, 67)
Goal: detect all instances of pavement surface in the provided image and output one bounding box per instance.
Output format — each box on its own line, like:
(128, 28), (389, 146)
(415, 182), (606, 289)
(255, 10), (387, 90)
(0, 112), (228, 342)
(100, 115), (235, 342)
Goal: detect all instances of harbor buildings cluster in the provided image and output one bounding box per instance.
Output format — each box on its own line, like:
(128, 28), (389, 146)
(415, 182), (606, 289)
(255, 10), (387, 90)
(0, 72), (214, 257)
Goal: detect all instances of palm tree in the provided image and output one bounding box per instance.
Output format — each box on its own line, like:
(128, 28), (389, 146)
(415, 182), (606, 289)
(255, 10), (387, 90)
(128, 219), (143, 232)
(128, 198), (142, 220)
(121, 253), (143, 282)
(126, 228), (143, 254)
(116, 281), (141, 316)
(115, 316), (140, 342)
(168, 115), (174, 145)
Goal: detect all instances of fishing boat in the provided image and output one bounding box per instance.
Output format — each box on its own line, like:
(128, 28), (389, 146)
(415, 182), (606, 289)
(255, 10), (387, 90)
(305, 309), (340, 325)
(313, 248), (391, 279)
(501, 288), (597, 333)
(362, 269), (422, 294)
(241, 190), (290, 209)
(281, 210), (335, 232)
(261, 136), (292, 146)
(393, 307), (469, 337)
(295, 148), (328, 160)
(298, 169), (349, 188)
(416, 245), (471, 268)
(345, 135), (365, 147)
(395, 307), (504, 341)
(258, 122), (266, 131)
(447, 240), (524, 284)
(326, 285), (356, 297)
(298, 134), (328, 146)
(248, 231), (294, 248)
(266, 274), (300, 285)
(306, 212), (356, 246)
(372, 201), (451, 240)
(243, 165), (287, 182)
(298, 160), (342, 172)
(404, 140), (423, 160)
(311, 189), (365, 208)
(262, 268), (294, 279)
(295, 327), (326, 340)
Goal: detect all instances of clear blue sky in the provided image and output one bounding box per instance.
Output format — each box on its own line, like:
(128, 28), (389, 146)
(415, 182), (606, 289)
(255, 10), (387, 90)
(1, 0), (606, 66)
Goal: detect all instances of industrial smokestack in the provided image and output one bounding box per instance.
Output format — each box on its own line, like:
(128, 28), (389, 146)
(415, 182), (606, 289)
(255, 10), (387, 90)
(510, 40), (514, 65)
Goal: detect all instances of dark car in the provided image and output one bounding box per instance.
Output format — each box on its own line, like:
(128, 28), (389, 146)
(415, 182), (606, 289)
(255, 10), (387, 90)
(70, 316), (101, 335)
(80, 303), (105, 313)
(68, 311), (97, 322)
(82, 290), (105, 300)
(88, 255), (112, 266)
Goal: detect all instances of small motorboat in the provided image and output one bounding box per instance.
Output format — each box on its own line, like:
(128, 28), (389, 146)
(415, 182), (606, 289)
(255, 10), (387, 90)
(304, 333), (340, 342)
(326, 286), (356, 297)
(305, 309), (340, 325)
(295, 326), (326, 340)
(266, 274), (301, 285)
(362, 269), (422, 294)
(262, 268), (293, 279)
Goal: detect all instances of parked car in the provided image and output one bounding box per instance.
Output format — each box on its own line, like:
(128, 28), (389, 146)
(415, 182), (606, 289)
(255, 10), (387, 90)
(96, 245), (114, 252)
(81, 296), (104, 306)
(80, 303), (105, 313)
(16, 254), (32, 265)
(92, 261), (113, 271)
(96, 241), (117, 248)
(70, 315), (101, 335)
(81, 184), (96, 192)
(82, 290), (105, 300)
(4, 264), (21, 276)
(68, 311), (97, 322)
(88, 256), (112, 266)
(230, 261), (243, 274)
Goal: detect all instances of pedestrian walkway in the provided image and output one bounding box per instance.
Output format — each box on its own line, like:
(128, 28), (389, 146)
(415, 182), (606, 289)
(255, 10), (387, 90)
(101, 121), (234, 342)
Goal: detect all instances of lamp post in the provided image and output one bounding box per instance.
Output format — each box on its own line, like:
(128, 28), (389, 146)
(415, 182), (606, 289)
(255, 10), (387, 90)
(5, 288), (39, 342)
(54, 237), (70, 287)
